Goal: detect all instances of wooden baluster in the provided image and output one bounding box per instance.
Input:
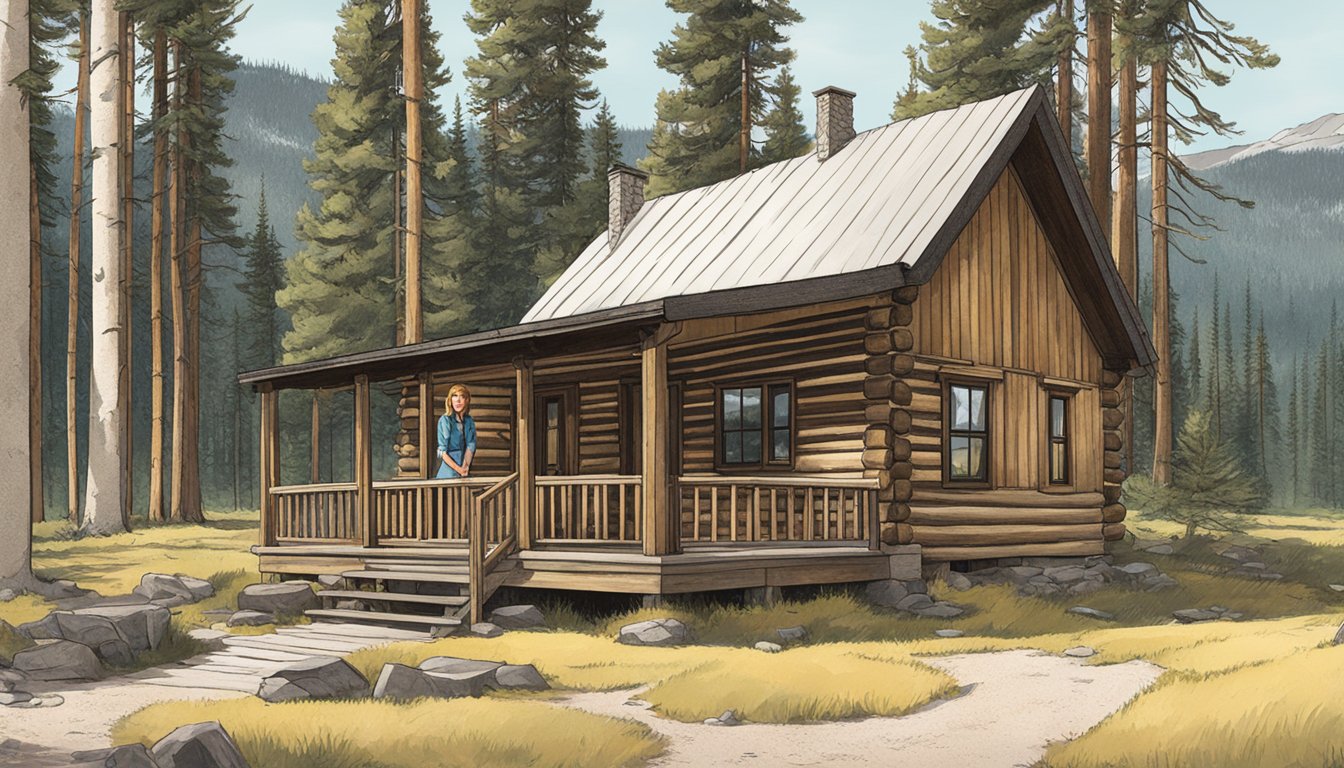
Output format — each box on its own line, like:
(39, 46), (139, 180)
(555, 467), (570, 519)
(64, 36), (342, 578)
(710, 487), (719, 543)
(620, 484), (628, 541)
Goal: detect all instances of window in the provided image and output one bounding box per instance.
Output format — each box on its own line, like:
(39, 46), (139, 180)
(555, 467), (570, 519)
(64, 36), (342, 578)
(718, 383), (792, 468)
(946, 382), (988, 483)
(1048, 394), (1070, 485)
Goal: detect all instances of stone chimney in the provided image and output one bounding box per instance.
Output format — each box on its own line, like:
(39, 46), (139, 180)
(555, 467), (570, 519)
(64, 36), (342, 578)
(814, 86), (857, 161)
(608, 163), (648, 247)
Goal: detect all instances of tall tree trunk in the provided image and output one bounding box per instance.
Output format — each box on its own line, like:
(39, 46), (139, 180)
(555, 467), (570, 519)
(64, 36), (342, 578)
(2, 0), (36, 587)
(740, 46), (750, 173)
(119, 10), (135, 528)
(402, 0), (423, 345)
(83, 0), (129, 536)
(148, 31), (167, 522)
(1056, 0), (1074, 140)
(169, 41), (188, 522)
(393, 122), (403, 346)
(67, 16), (90, 525)
(1150, 60), (1172, 486)
(181, 65), (204, 523)
(30, 152), (44, 524)
(1112, 2), (1138, 476)
(1085, 1), (1112, 233)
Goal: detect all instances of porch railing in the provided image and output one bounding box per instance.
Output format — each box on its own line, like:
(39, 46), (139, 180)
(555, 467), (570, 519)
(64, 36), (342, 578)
(534, 475), (643, 543)
(272, 483), (361, 543)
(676, 476), (880, 547)
(469, 472), (520, 624)
(371, 477), (500, 542)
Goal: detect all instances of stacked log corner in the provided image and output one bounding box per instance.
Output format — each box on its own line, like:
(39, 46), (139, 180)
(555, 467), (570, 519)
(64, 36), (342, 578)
(1101, 369), (1128, 542)
(863, 286), (918, 547)
(395, 381), (428, 477)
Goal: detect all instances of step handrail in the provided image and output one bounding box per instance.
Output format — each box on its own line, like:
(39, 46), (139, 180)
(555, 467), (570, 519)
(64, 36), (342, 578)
(468, 472), (520, 624)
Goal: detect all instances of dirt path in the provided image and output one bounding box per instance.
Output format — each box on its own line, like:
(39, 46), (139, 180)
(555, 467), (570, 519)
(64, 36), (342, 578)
(558, 649), (1164, 768)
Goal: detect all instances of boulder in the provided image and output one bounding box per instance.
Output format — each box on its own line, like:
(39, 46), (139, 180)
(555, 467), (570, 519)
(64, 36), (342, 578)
(76, 604), (171, 653)
(133, 573), (212, 604)
(0, 589), (16, 603)
(70, 744), (159, 768)
(236, 582), (318, 616)
(1172, 608), (1222, 624)
(943, 572), (973, 591)
(864, 579), (910, 607)
(893, 593), (934, 612)
(1006, 566), (1045, 582)
(227, 611), (274, 628)
(418, 657), (503, 676)
(372, 663), (443, 700)
(1064, 646), (1096, 658)
(468, 622), (504, 638)
(0, 690), (34, 706)
(177, 576), (215, 602)
(12, 640), (103, 682)
(19, 612), (136, 665)
(0, 669), (26, 691)
(1042, 566), (1088, 584)
(934, 629), (965, 638)
(913, 602), (965, 619)
(617, 619), (691, 647)
(494, 664), (549, 691)
(754, 641), (782, 653)
(776, 626), (808, 644)
(488, 605), (546, 630)
(1067, 606), (1116, 621)
(257, 657), (368, 702)
(373, 658), (503, 700)
(150, 721), (250, 768)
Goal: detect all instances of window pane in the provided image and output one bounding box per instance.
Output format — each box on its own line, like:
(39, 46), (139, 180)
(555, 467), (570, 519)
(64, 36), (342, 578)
(742, 387), (762, 429)
(772, 429), (790, 461)
(1051, 398), (1066, 438)
(968, 437), (986, 480)
(772, 388), (790, 428)
(952, 386), (970, 431)
(723, 389), (741, 430)
(1051, 442), (1068, 483)
(969, 387), (986, 432)
(949, 436), (969, 479)
(724, 432), (742, 464)
(743, 430), (762, 464)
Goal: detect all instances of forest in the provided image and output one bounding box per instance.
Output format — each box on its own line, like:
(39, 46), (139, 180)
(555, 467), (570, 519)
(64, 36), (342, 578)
(13, 0), (1344, 544)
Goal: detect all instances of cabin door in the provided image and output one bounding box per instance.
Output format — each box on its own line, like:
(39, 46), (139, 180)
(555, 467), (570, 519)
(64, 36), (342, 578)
(535, 386), (578, 476)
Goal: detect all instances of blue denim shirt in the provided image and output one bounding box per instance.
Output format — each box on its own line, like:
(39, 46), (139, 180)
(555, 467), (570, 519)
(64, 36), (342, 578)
(436, 414), (477, 479)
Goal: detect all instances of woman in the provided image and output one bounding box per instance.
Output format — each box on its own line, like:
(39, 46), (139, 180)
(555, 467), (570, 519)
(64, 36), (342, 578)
(436, 384), (477, 479)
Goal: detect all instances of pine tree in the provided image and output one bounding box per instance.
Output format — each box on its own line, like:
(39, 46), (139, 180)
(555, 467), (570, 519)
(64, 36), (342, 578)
(1286, 353), (1299, 506)
(468, 100), (536, 330)
(423, 97), (480, 338)
(642, 0), (803, 196)
(1221, 301), (1237, 442)
(759, 66), (809, 163)
(1187, 308), (1202, 413)
(895, 0), (1062, 120)
(240, 183), (285, 369)
(891, 45), (921, 120)
(1253, 310), (1279, 500)
(1310, 337), (1332, 504)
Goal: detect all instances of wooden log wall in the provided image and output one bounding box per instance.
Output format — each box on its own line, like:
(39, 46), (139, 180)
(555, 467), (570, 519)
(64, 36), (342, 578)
(394, 375), (515, 477)
(669, 301), (872, 476)
(534, 347), (640, 476)
(1101, 369), (1129, 541)
(862, 286), (918, 546)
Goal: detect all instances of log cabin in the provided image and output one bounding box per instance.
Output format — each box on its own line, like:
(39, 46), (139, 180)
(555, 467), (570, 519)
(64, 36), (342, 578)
(238, 84), (1155, 629)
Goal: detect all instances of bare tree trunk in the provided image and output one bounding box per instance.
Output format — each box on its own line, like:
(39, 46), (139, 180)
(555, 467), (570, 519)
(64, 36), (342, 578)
(169, 41), (187, 522)
(1085, 1), (1112, 233)
(67, 16), (90, 526)
(740, 47), (750, 173)
(148, 31), (167, 522)
(3, 0), (36, 587)
(181, 65), (204, 523)
(1113, 3), (1138, 476)
(30, 151), (44, 524)
(1056, 0), (1075, 141)
(118, 10), (135, 528)
(1151, 60), (1172, 486)
(392, 122), (403, 346)
(402, 0), (423, 345)
(83, 0), (129, 536)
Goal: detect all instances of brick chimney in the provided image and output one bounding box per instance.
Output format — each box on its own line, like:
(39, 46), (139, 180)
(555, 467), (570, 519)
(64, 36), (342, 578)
(608, 163), (648, 247)
(814, 86), (857, 161)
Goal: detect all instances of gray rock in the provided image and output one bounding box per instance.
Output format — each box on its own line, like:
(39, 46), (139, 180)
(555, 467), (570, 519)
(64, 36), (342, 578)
(47, 580), (88, 599)
(914, 602), (966, 619)
(133, 573), (196, 603)
(1069, 580), (1105, 597)
(1225, 613), (1245, 621)
(1006, 566), (1045, 581)
(0, 589), (16, 603)
(1236, 561), (1268, 571)
(19, 612), (134, 666)
(372, 663), (441, 700)
(705, 709), (740, 726)
(151, 721), (250, 768)
(177, 576), (215, 602)
(0, 669), (26, 690)
(1334, 622), (1344, 646)
(0, 690), (33, 706)
(70, 744), (159, 768)
(1173, 608), (1222, 624)
(469, 622), (504, 638)
(1067, 606), (1116, 621)
(418, 657), (504, 676)
(617, 619), (691, 647)
(1329, 584), (1344, 592)
(188, 629), (229, 644)
(864, 579), (910, 607)
(257, 657), (367, 702)
(934, 629), (964, 638)
(754, 641), (782, 653)
(333, 600), (368, 612)
(893, 593), (934, 612)
(1143, 544), (1174, 555)
(1217, 546), (1260, 563)
(488, 605), (545, 630)
(943, 572), (973, 591)
(776, 626), (808, 644)
(385, 657), (502, 698)
(1043, 566), (1088, 584)
(76, 604), (171, 653)
(1064, 646), (1096, 658)
(1255, 572), (1284, 581)
(1117, 562), (1158, 577)
(12, 641), (103, 682)
(429, 624), (460, 639)
(236, 582), (318, 616)
(1144, 575), (1180, 591)
(494, 664), (549, 691)
(227, 611), (274, 628)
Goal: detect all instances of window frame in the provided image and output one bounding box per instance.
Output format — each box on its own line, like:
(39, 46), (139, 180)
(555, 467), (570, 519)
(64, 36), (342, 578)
(713, 379), (796, 472)
(1046, 391), (1072, 487)
(941, 377), (992, 488)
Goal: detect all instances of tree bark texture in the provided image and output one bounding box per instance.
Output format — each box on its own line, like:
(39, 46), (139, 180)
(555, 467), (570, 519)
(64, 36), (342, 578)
(148, 31), (167, 522)
(1085, 2), (1112, 234)
(30, 153), (44, 523)
(67, 16), (89, 525)
(169, 41), (188, 521)
(1112, 12), (1139, 475)
(402, 0), (423, 345)
(1150, 60), (1173, 486)
(118, 11), (135, 527)
(1056, 0), (1074, 141)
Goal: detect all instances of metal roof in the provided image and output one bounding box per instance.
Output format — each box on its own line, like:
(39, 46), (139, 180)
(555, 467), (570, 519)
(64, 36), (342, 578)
(524, 88), (1038, 324)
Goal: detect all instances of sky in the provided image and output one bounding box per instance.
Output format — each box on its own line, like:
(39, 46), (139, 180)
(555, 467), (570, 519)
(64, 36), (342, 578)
(56, 0), (1344, 154)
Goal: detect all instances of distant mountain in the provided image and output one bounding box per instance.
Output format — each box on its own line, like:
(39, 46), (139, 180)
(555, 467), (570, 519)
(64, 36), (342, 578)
(1182, 113), (1344, 172)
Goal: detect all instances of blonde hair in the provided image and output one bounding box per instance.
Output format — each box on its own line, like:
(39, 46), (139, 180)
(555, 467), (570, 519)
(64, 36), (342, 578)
(445, 384), (472, 416)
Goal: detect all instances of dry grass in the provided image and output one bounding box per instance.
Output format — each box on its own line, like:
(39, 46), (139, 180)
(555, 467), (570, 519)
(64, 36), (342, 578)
(113, 696), (664, 768)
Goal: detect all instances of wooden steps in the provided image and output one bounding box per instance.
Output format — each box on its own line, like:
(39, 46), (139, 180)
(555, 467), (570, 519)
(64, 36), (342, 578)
(317, 589), (469, 609)
(305, 608), (463, 631)
(340, 569), (470, 584)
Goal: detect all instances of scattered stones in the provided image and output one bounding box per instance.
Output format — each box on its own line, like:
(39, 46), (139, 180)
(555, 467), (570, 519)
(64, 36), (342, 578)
(1172, 606), (1242, 624)
(965, 556), (1177, 599)
(488, 605), (545, 630)
(70, 744), (158, 768)
(0, 690), (34, 706)
(469, 622), (504, 638)
(1067, 606), (1116, 621)
(257, 657), (368, 702)
(618, 618), (691, 647)
(150, 721), (251, 768)
(776, 626), (808, 644)
(237, 582), (318, 616)
(1064, 646), (1096, 658)
(226, 611), (274, 628)
(934, 629), (965, 638)
(943, 572), (973, 591)
(12, 640), (102, 682)
(704, 709), (740, 726)
(864, 579), (926, 608)
(754, 641), (782, 653)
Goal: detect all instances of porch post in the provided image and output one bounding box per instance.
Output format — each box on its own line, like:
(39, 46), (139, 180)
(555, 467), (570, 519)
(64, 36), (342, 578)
(418, 371), (434, 480)
(309, 391), (320, 484)
(355, 374), (377, 548)
(514, 358), (535, 549)
(258, 384), (278, 547)
(641, 326), (673, 556)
